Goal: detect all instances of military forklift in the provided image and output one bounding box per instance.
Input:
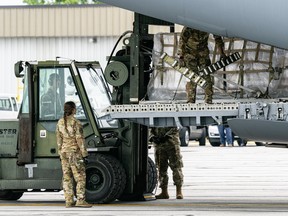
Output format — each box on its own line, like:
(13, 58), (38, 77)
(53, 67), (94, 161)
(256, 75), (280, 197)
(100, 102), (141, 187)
(0, 12), (241, 203)
(0, 14), (176, 203)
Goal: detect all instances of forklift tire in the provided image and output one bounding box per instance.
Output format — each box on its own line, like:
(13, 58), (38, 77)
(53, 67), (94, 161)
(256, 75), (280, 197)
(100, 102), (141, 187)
(85, 154), (126, 204)
(0, 190), (23, 200)
(147, 157), (157, 193)
(118, 156), (157, 201)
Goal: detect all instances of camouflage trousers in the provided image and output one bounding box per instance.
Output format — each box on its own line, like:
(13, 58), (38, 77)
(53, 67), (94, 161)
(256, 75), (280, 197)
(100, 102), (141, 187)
(184, 52), (213, 103)
(186, 73), (213, 103)
(154, 141), (184, 188)
(60, 152), (86, 203)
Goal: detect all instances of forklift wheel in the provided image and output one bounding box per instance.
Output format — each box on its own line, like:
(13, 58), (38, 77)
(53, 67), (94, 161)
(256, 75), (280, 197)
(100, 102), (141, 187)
(85, 154), (126, 204)
(147, 157), (157, 193)
(118, 156), (157, 201)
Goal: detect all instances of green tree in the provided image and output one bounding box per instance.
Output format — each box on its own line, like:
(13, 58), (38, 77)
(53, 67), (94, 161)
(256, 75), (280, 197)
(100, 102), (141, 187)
(23, 0), (101, 5)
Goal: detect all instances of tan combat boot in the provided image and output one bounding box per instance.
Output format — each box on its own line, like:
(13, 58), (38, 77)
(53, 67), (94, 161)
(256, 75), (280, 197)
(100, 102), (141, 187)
(65, 200), (76, 208)
(176, 185), (183, 199)
(155, 186), (169, 199)
(75, 199), (93, 208)
(65, 197), (76, 208)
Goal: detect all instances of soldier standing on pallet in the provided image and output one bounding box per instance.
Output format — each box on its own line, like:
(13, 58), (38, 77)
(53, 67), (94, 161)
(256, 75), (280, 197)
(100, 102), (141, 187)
(178, 27), (226, 104)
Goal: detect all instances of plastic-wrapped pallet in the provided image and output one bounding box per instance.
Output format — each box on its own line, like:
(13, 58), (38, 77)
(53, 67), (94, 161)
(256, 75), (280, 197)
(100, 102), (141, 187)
(148, 32), (288, 101)
(215, 39), (288, 98)
(147, 32), (234, 101)
(147, 32), (189, 101)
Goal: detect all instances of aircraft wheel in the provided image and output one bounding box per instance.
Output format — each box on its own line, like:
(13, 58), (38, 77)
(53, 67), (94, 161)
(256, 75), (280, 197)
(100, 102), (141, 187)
(85, 154), (126, 204)
(0, 190), (23, 200)
(179, 127), (189, 147)
(255, 142), (265, 146)
(237, 139), (247, 146)
(198, 128), (206, 146)
(210, 142), (221, 147)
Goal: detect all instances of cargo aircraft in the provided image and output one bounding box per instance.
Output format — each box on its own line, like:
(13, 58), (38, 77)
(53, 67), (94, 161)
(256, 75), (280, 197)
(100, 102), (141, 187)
(101, 0), (288, 144)
(100, 0), (288, 49)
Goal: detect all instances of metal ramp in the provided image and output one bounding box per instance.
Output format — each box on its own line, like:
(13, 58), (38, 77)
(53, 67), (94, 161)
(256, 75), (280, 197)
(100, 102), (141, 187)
(102, 99), (288, 128)
(104, 101), (238, 127)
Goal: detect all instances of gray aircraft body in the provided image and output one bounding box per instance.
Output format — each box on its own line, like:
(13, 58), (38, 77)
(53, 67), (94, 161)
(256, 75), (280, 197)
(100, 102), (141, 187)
(101, 0), (288, 144)
(101, 0), (288, 50)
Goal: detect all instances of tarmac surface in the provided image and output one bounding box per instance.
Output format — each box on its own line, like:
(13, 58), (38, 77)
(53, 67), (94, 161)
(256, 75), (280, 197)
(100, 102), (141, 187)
(1, 141), (288, 216)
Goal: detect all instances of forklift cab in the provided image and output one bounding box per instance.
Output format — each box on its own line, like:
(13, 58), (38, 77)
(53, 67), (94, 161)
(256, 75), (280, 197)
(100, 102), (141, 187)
(12, 59), (155, 204)
(15, 60), (117, 163)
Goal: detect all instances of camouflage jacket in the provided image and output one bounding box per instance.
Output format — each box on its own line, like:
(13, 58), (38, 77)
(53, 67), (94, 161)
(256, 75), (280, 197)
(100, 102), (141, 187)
(56, 115), (88, 158)
(41, 88), (63, 118)
(150, 127), (180, 146)
(178, 27), (224, 57)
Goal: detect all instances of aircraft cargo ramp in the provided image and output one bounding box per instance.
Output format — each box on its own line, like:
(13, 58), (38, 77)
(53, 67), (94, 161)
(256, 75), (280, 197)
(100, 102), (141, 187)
(103, 99), (288, 127)
(103, 99), (288, 144)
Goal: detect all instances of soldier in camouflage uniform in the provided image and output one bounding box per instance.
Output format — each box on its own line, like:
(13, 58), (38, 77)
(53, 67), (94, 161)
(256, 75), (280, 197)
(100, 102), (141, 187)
(56, 101), (92, 208)
(41, 73), (63, 118)
(178, 27), (225, 103)
(150, 127), (184, 199)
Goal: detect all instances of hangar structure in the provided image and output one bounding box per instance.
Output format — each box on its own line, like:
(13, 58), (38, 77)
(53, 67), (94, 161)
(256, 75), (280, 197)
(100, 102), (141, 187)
(0, 4), (178, 101)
